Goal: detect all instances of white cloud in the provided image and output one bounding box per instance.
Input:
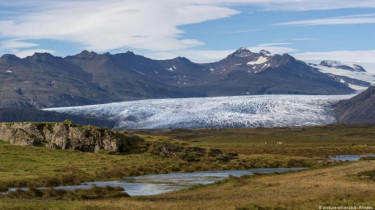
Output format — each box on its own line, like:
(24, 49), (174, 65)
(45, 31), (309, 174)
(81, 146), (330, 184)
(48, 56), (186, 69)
(0, 0), (238, 52)
(294, 50), (375, 63)
(1, 40), (39, 49)
(145, 49), (235, 63)
(275, 14), (375, 26)
(0, 0), (374, 56)
(195, 0), (375, 11)
(249, 43), (297, 54)
(221, 28), (262, 34)
(12, 49), (55, 58)
(249, 46), (297, 54)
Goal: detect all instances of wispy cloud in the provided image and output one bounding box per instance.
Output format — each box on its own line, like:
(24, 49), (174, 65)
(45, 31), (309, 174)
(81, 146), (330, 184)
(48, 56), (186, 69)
(0, 0), (374, 55)
(249, 43), (297, 55)
(258, 42), (291, 47)
(221, 28), (262, 34)
(294, 50), (375, 63)
(1, 40), (39, 49)
(294, 49), (375, 73)
(0, 1), (239, 52)
(145, 43), (297, 63)
(274, 14), (375, 26)
(146, 49), (235, 63)
(293, 38), (316, 41)
(12, 49), (55, 58)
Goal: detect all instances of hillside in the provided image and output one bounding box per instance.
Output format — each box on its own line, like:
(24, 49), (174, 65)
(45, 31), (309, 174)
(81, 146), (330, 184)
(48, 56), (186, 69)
(0, 48), (353, 109)
(0, 108), (115, 128)
(335, 86), (375, 124)
(0, 121), (143, 152)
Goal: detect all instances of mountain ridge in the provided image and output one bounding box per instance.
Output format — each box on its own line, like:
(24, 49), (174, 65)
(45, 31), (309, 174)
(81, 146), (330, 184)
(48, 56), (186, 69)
(0, 48), (354, 109)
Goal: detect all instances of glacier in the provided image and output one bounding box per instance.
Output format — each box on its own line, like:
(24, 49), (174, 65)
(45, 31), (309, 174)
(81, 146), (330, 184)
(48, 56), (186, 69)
(44, 95), (354, 129)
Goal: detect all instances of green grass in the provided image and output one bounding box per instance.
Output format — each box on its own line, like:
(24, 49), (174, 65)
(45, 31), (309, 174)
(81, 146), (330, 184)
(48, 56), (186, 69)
(143, 125), (375, 157)
(0, 135), (280, 191)
(354, 170), (375, 181)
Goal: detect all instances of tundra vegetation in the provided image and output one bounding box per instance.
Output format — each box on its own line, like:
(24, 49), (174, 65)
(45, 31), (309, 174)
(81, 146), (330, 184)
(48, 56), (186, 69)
(0, 123), (374, 209)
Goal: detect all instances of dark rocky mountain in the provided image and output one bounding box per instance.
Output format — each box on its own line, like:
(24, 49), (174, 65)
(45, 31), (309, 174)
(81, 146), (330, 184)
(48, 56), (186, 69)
(0, 53), (115, 108)
(202, 49), (352, 95)
(335, 86), (375, 124)
(0, 48), (354, 109)
(0, 108), (115, 128)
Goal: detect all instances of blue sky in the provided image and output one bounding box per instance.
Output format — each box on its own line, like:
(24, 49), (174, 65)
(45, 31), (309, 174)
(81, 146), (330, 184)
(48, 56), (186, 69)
(0, 0), (374, 71)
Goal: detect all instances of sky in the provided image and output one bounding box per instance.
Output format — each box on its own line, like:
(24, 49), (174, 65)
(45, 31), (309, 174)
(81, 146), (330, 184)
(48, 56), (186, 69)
(0, 0), (374, 72)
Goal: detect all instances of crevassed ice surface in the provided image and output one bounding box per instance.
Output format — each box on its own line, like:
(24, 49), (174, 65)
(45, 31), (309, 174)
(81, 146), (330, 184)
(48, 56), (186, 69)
(44, 95), (354, 129)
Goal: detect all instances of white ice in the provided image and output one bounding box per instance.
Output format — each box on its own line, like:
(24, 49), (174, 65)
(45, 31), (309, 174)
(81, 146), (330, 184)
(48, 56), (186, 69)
(44, 94), (354, 130)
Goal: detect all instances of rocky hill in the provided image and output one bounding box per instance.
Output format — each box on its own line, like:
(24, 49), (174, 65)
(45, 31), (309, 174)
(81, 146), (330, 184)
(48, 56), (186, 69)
(0, 48), (354, 108)
(335, 86), (375, 124)
(0, 121), (233, 162)
(0, 121), (144, 153)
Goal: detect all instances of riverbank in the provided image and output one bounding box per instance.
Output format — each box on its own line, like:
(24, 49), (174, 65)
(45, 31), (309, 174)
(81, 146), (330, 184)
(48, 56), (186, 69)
(1, 160), (374, 209)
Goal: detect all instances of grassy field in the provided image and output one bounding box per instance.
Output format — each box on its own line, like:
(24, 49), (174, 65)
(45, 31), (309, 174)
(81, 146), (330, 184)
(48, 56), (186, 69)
(143, 124), (375, 157)
(0, 124), (375, 209)
(0, 138), (242, 191)
(1, 160), (374, 209)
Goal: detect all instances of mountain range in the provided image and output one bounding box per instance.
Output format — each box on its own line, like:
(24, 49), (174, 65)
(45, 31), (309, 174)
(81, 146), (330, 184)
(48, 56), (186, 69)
(0, 48), (365, 109)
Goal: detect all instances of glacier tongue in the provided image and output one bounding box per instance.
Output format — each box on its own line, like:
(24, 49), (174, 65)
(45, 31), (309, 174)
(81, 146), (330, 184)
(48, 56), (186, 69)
(44, 95), (354, 129)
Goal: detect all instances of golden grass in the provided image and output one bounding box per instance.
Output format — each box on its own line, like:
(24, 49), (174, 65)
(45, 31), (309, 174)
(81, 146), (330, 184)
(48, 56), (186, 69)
(146, 125), (375, 157)
(2, 160), (374, 209)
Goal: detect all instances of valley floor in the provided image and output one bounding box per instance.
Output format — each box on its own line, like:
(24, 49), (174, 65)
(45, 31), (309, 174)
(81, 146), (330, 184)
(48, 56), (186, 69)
(1, 161), (375, 209)
(1, 124), (375, 209)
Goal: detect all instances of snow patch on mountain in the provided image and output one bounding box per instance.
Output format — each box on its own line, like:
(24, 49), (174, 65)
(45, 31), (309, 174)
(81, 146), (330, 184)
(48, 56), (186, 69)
(320, 60), (365, 72)
(44, 94), (353, 129)
(247, 56), (268, 65)
(309, 61), (375, 90)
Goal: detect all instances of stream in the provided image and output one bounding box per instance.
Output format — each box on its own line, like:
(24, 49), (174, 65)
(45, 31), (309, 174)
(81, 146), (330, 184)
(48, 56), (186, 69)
(5, 168), (305, 196)
(5, 154), (375, 196)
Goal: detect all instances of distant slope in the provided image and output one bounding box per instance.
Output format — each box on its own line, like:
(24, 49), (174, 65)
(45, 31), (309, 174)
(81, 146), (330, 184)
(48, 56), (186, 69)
(0, 53), (115, 108)
(309, 60), (375, 90)
(0, 48), (354, 109)
(335, 86), (375, 124)
(0, 108), (115, 128)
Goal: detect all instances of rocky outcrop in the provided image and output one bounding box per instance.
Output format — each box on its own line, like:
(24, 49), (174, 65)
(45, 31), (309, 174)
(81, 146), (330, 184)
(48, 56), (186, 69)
(0, 121), (144, 153)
